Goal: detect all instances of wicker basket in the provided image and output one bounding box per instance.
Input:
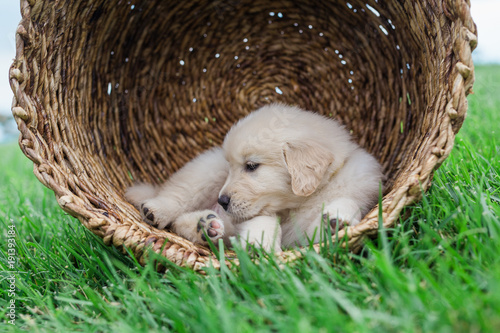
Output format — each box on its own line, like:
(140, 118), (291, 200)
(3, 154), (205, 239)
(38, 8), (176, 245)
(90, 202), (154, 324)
(9, 0), (477, 271)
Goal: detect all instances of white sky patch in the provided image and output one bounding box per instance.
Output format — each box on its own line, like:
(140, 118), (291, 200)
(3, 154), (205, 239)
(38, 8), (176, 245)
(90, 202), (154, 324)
(0, 55), (16, 116)
(0, 4), (20, 116)
(470, 0), (500, 64)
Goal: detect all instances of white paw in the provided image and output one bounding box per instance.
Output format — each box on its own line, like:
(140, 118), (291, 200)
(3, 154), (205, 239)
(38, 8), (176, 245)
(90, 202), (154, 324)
(139, 200), (174, 230)
(236, 216), (282, 253)
(195, 211), (225, 244)
(324, 198), (362, 228)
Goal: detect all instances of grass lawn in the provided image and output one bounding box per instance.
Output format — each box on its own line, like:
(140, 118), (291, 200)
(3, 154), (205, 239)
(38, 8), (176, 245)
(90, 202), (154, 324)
(1, 65), (499, 332)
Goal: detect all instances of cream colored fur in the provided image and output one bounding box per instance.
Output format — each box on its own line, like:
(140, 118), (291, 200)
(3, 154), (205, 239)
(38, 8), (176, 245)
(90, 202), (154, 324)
(126, 104), (383, 252)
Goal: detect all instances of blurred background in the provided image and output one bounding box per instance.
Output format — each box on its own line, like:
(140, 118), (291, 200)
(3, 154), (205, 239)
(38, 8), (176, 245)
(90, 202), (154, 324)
(1, 0), (499, 143)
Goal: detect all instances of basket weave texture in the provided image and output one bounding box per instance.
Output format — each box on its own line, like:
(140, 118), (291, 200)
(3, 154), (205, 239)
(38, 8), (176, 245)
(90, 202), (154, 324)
(10, 0), (477, 271)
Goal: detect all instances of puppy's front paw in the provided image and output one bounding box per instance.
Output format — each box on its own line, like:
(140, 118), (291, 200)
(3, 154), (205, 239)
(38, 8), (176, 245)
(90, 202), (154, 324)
(141, 203), (157, 226)
(236, 216), (282, 253)
(196, 212), (225, 244)
(139, 202), (173, 230)
(323, 198), (362, 231)
(322, 213), (346, 234)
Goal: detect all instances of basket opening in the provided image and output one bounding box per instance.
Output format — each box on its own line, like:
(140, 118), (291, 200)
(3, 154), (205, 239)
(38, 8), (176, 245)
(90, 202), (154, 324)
(51, 0), (440, 213)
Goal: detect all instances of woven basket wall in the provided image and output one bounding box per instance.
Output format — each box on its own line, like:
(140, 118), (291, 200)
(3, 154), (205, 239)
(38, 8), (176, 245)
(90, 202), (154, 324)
(10, 0), (477, 271)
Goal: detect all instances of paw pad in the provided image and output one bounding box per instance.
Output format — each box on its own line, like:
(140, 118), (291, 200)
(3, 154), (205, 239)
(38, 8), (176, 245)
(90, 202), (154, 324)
(141, 204), (157, 226)
(322, 214), (345, 233)
(197, 213), (224, 243)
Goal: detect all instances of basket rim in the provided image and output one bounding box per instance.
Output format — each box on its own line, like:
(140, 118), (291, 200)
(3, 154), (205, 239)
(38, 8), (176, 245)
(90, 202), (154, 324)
(8, 0), (477, 272)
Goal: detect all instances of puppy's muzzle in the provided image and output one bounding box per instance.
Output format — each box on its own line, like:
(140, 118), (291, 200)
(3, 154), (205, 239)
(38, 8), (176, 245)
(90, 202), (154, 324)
(218, 194), (231, 211)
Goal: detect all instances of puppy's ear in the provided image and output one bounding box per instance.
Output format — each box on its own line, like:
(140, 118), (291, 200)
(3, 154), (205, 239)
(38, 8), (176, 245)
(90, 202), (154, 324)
(283, 142), (334, 197)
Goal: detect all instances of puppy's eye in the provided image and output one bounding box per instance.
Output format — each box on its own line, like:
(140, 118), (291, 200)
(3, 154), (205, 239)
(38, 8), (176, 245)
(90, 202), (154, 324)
(245, 162), (260, 172)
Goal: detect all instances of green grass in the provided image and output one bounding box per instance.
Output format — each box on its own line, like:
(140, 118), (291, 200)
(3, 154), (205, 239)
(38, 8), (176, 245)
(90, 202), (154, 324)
(1, 65), (500, 332)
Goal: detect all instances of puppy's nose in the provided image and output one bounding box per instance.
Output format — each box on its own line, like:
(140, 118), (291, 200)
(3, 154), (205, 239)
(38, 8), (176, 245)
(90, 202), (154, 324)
(218, 194), (231, 211)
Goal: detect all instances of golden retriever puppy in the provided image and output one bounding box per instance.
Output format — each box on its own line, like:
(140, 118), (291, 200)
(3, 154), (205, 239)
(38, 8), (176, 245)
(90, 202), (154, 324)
(125, 104), (382, 252)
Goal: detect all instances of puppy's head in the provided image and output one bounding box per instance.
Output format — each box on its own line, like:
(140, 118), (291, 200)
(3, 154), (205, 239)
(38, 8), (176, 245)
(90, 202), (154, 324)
(218, 104), (338, 221)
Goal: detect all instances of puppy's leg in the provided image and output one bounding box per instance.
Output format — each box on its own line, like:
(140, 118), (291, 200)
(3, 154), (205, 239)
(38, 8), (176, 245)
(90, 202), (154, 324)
(236, 216), (282, 253)
(171, 210), (236, 246)
(323, 197), (362, 231)
(323, 148), (382, 231)
(126, 147), (229, 229)
(125, 183), (158, 204)
(125, 184), (164, 227)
